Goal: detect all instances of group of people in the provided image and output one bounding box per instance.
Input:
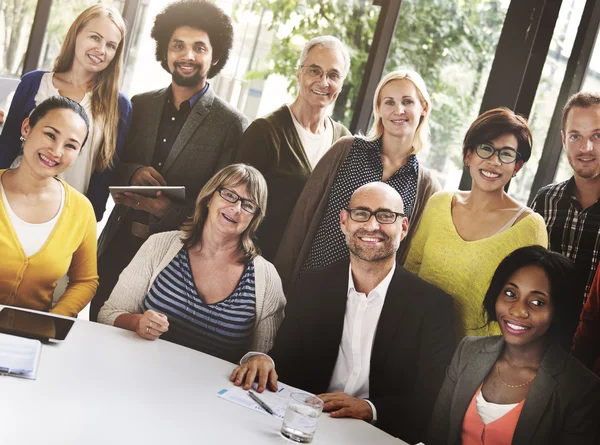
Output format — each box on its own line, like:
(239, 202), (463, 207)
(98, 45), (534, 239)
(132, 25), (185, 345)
(0, 0), (599, 444)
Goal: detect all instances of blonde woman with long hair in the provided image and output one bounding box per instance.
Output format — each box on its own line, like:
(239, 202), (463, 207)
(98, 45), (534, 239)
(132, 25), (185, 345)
(98, 164), (286, 363)
(275, 69), (441, 292)
(0, 4), (132, 221)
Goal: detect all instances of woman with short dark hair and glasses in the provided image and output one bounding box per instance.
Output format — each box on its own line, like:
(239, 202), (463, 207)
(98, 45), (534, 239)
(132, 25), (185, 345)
(98, 164), (286, 363)
(405, 108), (548, 341)
(428, 246), (600, 445)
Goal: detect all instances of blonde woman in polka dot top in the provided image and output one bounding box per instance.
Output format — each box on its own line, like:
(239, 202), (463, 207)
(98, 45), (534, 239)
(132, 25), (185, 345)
(275, 70), (440, 292)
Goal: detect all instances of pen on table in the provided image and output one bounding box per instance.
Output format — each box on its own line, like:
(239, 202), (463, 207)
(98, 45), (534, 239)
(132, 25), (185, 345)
(248, 390), (275, 415)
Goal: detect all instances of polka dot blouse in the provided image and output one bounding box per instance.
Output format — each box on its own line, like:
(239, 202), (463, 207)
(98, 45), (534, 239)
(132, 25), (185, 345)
(303, 137), (419, 272)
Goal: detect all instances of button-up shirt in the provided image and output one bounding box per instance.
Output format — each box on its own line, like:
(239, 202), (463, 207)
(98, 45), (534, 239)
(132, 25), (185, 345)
(532, 177), (600, 307)
(326, 262), (396, 421)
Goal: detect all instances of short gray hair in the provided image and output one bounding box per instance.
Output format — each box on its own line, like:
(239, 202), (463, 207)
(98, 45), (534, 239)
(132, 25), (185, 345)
(298, 35), (351, 77)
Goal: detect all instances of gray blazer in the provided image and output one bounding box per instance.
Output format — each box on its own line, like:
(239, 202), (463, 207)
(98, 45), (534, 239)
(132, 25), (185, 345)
(98, 85), (249, 256)
(427, 336), (600, 445)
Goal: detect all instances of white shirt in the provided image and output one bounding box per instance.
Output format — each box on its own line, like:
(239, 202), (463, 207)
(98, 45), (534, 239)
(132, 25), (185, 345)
(288, 105), (334, 169)
(1, 179), (65, 257)
(326, 263), (396, 421)
(241, 263), (396, 423)
(476, 389), (519, 425)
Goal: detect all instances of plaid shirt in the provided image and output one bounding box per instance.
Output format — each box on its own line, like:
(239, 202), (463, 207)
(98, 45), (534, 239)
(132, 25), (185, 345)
(531, 177), (600, 308)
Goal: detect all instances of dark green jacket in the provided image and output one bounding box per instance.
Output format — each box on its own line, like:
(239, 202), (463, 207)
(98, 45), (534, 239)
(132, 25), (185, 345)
(234, 105), (350, 261)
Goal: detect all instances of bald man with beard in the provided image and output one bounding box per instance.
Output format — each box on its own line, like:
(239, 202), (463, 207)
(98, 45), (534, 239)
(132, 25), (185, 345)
(231, 182), (455, 444)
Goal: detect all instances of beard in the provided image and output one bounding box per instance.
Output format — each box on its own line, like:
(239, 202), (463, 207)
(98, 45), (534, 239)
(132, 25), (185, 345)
(171, 62), (204, 87)
(345, 229), (399, 263)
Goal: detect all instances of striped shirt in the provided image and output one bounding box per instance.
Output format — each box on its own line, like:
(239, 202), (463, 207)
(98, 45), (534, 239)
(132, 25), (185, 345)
(531, 178), (600, 307)
(143, 248), (256, 363)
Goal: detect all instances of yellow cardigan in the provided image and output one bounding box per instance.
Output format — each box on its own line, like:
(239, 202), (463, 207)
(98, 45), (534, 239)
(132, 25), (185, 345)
(0, 172), (98, 317)
(405, 191), (548, 340)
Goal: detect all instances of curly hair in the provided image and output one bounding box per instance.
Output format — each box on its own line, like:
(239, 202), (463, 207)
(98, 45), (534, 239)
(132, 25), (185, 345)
(151, 0), (233, 79)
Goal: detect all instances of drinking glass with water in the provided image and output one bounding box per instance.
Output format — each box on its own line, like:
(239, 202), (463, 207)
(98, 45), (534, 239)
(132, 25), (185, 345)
(280, 392), (324, 443)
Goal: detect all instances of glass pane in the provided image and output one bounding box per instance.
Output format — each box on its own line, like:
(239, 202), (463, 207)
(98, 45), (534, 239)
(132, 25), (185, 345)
(510, 0), (586, 202)
(38, 0), (125, 71)
(0, 0), (37, 77)
(384, 0), (510, 190)
(554, 16), (600, 184)
(123, 0), (382, 120)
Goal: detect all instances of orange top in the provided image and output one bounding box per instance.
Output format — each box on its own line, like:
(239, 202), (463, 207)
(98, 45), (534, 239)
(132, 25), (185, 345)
(461, 385), (525, 445)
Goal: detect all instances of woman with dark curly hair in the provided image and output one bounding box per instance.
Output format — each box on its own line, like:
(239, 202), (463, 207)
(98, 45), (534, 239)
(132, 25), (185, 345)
(428, 246), (600, 445)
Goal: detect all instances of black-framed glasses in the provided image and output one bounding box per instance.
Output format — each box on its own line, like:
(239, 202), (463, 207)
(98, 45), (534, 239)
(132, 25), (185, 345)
(217, 187), (259, 214)
(345, 208), (404, 224)
(475, 143), (521, 164)
(300, 64), (344, 84)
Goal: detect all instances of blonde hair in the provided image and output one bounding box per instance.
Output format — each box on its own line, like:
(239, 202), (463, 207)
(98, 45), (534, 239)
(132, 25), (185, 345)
(53, 4), (126, 172)
(367, 69), (432, 154)
(180, 164), (268, 262)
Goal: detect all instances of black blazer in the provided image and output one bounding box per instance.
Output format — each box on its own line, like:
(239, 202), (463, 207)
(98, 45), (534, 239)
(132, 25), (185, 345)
(270, 260), (456, 444)
(427, 336), (600, 445)
(98, 85), (249, 256)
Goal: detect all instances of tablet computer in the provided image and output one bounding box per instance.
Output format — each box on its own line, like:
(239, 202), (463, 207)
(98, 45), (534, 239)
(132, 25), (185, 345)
(0, 308), (75, 342)
(109, 186), (186, 202)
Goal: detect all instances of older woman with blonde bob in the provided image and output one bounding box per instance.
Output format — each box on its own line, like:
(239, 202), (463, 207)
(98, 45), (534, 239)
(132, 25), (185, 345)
(275, 69), (440, 292)
(98, 164), (286, 363)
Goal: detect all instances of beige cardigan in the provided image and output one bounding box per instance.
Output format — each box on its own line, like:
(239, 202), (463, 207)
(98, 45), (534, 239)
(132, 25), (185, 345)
(274, 136), (441, 292)
(98, 231), (286, 353)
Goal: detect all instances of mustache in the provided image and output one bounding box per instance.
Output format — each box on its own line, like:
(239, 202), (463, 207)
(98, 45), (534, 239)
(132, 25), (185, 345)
(354, 229), (389, 240)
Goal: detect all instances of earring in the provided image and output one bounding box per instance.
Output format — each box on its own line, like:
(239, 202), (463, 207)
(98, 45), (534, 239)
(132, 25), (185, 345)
(512, 174), (517, 178)
(19, 136), (26, 142)
(464, 162), (469, 168)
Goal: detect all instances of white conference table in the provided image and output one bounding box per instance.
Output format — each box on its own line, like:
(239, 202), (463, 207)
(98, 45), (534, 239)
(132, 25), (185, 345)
(0, 309), (409, 445)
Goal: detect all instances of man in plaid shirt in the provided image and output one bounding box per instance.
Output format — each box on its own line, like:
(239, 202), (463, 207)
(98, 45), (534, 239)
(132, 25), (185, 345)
(531, 92), (600, 312)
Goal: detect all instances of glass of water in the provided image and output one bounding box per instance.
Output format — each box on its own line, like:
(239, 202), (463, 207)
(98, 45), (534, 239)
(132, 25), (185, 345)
(280, 392), (324, 443)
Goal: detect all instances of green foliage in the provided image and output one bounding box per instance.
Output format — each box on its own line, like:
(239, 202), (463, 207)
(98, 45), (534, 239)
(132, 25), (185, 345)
(235, 0), (506, 174)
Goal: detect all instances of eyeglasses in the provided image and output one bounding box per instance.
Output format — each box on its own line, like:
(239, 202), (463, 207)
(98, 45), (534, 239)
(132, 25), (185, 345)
(217, 187), (259, 214)
(300, 64), (344, 84)
(345, 208), (404, 224)
(475, 143), (521, 164)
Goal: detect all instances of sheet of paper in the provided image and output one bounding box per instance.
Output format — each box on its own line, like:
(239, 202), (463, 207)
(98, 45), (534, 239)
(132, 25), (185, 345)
(218, 382), (308, 419)
(0, 333), (42, 379)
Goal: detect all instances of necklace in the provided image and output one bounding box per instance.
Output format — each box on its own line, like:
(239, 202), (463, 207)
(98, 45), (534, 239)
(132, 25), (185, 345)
(496, 363), (536, 388)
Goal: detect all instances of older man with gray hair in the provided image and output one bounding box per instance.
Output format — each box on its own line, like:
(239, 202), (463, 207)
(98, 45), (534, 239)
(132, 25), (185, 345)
(230, 182), (455, 443)
(234, 35), (351, 260)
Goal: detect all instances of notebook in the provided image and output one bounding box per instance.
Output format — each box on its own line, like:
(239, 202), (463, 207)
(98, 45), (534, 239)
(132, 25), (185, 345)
(0, 333), (42, 379)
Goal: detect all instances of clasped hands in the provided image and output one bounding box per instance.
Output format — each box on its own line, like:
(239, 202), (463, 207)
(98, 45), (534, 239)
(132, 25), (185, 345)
(229, 356), (373, 422)
(113, 166), (171, 218)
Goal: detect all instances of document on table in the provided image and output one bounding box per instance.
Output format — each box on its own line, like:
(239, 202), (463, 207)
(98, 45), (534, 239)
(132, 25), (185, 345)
(0, 333), (42, 379)
(218, 382), (307, 419)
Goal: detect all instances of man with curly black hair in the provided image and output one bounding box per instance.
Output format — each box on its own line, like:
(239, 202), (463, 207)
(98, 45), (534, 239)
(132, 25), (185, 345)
(92, 0), (249, 322)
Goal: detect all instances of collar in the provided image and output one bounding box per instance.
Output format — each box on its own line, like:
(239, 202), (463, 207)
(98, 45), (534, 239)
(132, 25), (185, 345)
(347, 261), (396, 300)
(166, 82), (209, 108)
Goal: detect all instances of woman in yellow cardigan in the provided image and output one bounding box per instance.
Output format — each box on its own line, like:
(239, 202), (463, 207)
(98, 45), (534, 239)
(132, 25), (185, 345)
(0, 96), (98, 317)
(405, 108), (548, 340)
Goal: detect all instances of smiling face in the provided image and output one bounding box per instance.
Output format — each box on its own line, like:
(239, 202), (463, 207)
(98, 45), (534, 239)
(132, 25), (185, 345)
(73, 16), (122, 75)
(465, 133), (523, 192)
(378, 79), (425, 141)
(562, 105), (600, 181)
(167, 26), (216, 88)
(296, 45), (345, 109)
(495, 265), (554, 348)
(20, 108), (88, 178)
(340, 184), (408, 263)
(206, 183), (255, 239)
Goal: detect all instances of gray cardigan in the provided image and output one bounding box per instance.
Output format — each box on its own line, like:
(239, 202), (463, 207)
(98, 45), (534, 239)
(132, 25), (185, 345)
(98, 231), (286, 353)
(427, 336), (600, 445)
